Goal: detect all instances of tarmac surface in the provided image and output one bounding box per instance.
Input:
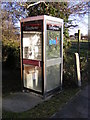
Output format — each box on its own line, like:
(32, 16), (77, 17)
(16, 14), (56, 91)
(52, 85), (89, 118)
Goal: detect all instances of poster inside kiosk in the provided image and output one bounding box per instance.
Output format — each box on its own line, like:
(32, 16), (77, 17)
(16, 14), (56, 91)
(20, 15), (63, 97)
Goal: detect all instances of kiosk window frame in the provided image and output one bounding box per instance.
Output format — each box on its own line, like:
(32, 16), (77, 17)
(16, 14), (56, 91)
(21, 20), (44, 94)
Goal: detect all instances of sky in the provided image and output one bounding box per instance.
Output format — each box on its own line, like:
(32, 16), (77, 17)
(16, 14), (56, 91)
(68, 1), (88, 36)
(69, 14), (88, 36)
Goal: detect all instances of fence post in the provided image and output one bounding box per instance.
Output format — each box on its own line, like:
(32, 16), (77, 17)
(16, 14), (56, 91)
(78, 30), (80, 55)
(74, 53), (81, 87)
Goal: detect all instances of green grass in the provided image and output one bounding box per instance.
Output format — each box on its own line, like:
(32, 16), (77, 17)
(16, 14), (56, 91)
(63, 39), (88, 90)
(68, 39), (88, 43)
(2, 87), (80, 119)
(66, 40), (90, 60)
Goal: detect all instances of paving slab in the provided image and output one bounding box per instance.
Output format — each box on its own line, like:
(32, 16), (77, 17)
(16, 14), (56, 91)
(2, 92), (43, 112)
(52, 85), (89, 118)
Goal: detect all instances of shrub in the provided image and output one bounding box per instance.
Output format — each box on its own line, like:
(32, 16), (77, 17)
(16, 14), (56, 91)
(63, 38), (77, 88)
(63, 39), (88, 88)
(2, 39), (20, 69)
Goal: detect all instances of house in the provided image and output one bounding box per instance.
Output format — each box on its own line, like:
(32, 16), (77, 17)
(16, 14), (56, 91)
(81, 35), (88, 40)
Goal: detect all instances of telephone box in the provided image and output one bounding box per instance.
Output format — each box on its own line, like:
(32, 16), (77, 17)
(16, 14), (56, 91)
(20, 15), (63, 97)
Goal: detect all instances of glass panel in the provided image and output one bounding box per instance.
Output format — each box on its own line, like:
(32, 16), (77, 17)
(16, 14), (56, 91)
(46, 30), (60, 60)
(22, 21), (43, 92)
(46, 64), (60, 92)
(22, 20), (42, 60)
(23, 32), (42, 60)
(23, 65), (42, 92)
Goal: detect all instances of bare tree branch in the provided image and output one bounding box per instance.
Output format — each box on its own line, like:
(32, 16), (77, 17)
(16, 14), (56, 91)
(27, 1), (48, 9)
(66, 24), (78, 28)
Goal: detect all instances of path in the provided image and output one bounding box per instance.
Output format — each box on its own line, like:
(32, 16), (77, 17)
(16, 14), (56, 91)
(52, 85), (89, 118)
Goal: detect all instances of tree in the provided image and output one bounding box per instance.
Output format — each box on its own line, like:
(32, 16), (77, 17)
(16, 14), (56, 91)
(1, 2), (27, 41)
(1, 1), (89, 68)
(20, 1), (89, 37)
(1, 2), (26, 68)
(1, 1), (89, 40)
(20, 2), (70, 38)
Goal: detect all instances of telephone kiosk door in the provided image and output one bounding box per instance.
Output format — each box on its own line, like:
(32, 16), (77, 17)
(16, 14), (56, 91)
(22, 21), (43, 93)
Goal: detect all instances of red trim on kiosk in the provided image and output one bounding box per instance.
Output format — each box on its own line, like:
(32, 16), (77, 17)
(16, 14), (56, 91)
(23, 59), (42, 67)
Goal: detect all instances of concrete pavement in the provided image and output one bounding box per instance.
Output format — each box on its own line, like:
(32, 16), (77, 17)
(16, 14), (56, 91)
(3, 92), (43, 112)
(52, 85), (89, 118)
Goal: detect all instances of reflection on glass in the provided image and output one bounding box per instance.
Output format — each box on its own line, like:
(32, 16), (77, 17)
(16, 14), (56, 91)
(47, 30), (60, 59)
(46, 64), (60, 92)
(23, 65), (42, 92)
(23, 31), (42, 60)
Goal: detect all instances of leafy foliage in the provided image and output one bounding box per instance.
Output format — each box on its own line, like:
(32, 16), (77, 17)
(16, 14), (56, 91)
(2, 2), (88, 89)
(2, 39), (20, 69)
(26, 2), (69, 38)
(63, 40), (88, 88)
